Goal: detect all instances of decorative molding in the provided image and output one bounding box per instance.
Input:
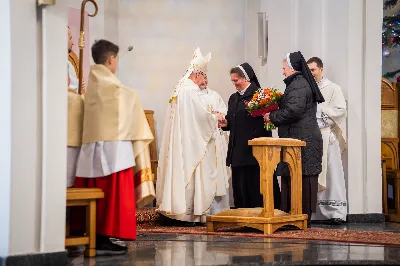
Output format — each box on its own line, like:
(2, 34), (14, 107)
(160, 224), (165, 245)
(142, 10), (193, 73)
(381, 110), (398, 138)
(381, 140), (399, 170)
(381, 78), (398, 110)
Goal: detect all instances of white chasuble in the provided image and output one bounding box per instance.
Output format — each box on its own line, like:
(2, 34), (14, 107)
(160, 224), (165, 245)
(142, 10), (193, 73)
(198, 88), (233, 211)
(312, 78), (347, 221)
(76, 64), (155, 208)
(156, 78), (221, 222)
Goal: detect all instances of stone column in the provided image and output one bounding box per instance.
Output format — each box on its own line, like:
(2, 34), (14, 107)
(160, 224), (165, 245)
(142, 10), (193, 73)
(0, 0), (68, 262)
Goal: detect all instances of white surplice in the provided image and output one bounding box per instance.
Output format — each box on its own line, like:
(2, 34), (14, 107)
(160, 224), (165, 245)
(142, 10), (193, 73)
(156, 78), (226, 223)
(198, 87), (233, 211)
(66, 62), (80, 185)
(76, 141), (135, 178)
(312, 78), (347, 221)
(68, 61), (78, 92)
(67, 146), (80, 187)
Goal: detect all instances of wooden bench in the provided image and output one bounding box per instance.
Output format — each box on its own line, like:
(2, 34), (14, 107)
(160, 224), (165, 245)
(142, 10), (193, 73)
(66, 188), (104, 257)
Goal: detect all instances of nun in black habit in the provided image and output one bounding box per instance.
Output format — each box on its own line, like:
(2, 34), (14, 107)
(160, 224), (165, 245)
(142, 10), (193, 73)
(265, 51), (324, 226)
(220, 63), (280, 209)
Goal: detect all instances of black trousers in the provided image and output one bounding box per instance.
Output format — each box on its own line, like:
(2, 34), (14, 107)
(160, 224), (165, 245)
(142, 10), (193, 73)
(231, 165), (281, 209)
(280, 175), (318, 225)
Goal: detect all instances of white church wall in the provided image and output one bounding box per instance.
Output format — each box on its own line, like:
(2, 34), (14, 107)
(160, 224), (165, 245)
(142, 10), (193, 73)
(118, 0), (247, 151)
(245, 0), (261, 81)
(257, 0), (294, 90)
(104, 0), (119, 45)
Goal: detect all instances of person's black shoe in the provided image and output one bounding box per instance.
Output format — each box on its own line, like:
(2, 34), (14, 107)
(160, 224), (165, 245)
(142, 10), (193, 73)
(181, 221), (196, 227)
(110, 238), (127, 247)
(159, 216), (197, 227)
(96, 236), (127, 256)
(329, 218), (343, 225)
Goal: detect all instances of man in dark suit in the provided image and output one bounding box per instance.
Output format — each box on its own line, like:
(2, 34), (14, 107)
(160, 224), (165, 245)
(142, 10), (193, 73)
(218, 63), (280, 209)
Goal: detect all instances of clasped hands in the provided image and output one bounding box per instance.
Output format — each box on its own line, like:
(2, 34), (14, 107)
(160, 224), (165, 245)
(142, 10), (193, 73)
(212, 111), (227, 128)
(263, 113), (270, 122)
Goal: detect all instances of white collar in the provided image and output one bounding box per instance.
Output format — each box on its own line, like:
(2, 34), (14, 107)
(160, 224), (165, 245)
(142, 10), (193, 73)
(317, 77), (331, 89)
(198, 88), (209, 95)
(317, 77), (325, 86)
(238, 83), (251, 95)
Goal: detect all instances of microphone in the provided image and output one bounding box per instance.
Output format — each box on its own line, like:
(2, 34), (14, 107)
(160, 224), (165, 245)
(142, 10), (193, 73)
(120, 46), (134, 58)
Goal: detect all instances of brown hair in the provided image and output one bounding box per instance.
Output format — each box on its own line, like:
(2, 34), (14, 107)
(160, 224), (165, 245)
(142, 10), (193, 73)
(307, 57), (323, 68)
(91, 39), (119, 64)
(230, 67), (246, 78)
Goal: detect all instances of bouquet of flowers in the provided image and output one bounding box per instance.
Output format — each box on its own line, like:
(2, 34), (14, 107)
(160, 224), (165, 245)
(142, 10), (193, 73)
(245, 87), (283, 131)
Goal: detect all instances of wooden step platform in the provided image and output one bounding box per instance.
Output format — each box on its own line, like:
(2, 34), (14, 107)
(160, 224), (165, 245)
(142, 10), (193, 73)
(207, 208), (307, 235)
(207, 137), (308, 235)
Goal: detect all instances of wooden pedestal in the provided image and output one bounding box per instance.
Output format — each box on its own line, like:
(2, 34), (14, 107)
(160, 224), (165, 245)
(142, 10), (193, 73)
(207, 137), (308, 235)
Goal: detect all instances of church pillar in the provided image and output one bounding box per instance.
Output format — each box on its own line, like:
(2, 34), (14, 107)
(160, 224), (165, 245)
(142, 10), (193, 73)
(0, 0), (68, 262)
(39, 0), (69, 253)
(346, 0), (383, 215)
(0, 0), (13, 258)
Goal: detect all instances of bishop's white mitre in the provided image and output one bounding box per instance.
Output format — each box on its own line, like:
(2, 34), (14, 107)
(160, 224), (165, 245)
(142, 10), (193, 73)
(169, 47), (212, 103)
(188, 47), (211, 74)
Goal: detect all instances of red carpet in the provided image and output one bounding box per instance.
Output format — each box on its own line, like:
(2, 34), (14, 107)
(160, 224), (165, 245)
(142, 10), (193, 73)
(136, 208), (400, 246)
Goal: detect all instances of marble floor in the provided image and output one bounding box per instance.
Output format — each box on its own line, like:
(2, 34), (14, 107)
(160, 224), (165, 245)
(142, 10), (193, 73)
(68, 223), (400, 266)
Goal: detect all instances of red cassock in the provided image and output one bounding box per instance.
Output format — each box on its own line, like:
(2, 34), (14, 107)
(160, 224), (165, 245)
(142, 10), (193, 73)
(72, 167), (137, 240)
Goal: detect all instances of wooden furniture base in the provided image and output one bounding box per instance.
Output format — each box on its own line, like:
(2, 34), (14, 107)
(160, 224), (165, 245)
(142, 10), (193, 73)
(382, 158), (388, 215)
(386, 169), (400, 222)
(388, 213), (400, 222)
(207, 138), (308, 235)
(207, 208), (307, 235)
(66, 188), (104, 257)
